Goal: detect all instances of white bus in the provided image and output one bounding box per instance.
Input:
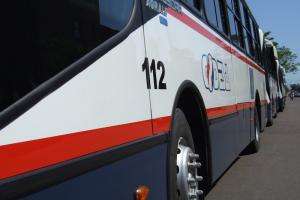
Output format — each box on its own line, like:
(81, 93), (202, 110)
(0, 0), (269, 199)
(278, 66), (287, 112)
(263, 39), (280, 125)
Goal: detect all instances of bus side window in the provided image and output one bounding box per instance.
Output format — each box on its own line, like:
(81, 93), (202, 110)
(204, 0), (228, 35)
(183, 0), (204, 13)
(227, 9), (239, 46)
(243, 5), (255, 57)
(232, 0), (245, 49)
(204, 0), (218, 28)
(214, 0), (229, 35)
(226, 0), (233, 9)
(100, 0), (133, 31)
(252, 22), (261, 63)
(183, 0), (197, 7)
(238, 0), (250, 54)
(249, 18), (257, 59)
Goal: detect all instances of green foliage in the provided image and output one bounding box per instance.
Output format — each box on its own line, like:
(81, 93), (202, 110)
(264, 31), (299, 73)
(277, 46), (300, 73)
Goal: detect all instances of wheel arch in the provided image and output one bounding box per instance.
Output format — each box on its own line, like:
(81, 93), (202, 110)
(170, 80), (212, 188)
(255, 90), (262, 131)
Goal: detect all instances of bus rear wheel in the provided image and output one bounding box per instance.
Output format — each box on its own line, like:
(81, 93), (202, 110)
(169, 109), (204, 200)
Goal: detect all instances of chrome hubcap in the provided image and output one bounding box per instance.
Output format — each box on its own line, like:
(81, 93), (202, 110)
(176, 138), (203, 200)
(255, 124), (260, 142)
(255, 128), (259, 141)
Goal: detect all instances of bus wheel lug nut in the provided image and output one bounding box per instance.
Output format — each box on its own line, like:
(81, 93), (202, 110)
(196, 176), (203, 181)
(188, 162), (201, 168)
(188, 177), (196, 183)
(189, 193), (197, 198)
(197, 190), (204, 196)
(189, 153), (199, 159)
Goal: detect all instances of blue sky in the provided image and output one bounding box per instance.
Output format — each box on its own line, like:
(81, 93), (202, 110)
(247, 0), (300, 84)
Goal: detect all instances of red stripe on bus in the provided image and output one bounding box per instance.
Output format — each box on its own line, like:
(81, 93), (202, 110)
(236, 102), (255, 111)
(0, 119), (154, 180)
(236, 103), (244, 111)
(153, 116), (172, 135)
(167, 9), (265, 74)
(207, 102), (256, 119)
(207, 104), (237, 119)
(243, 102), (255, 110)
(0, 102), (262, 180)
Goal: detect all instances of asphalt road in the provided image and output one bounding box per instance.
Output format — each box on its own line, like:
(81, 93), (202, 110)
(206, 98), (300, 200)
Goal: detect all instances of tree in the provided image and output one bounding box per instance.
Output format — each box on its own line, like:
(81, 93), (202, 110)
(264, 32), (299, 73)
(277, 46), (300, 73)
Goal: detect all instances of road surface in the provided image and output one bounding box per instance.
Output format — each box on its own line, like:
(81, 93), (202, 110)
(206, 98), (300, 200)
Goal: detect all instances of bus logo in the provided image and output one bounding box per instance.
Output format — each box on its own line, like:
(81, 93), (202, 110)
(201, 54), (231, 92)
(202, 54), (214, 92)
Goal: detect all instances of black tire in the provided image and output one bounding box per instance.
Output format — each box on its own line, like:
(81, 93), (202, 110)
(248, 108), (260, 153)
(278, 99), (284, 112)
(168, 109), (205, 200)
(267, 119), (273, 127)
(267, 104), (274, 127)
(273, 102), (278, 118)
(272, 98), (277, 118)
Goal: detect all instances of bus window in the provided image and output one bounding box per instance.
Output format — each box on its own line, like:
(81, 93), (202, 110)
(100, 0), (133, 31)
(238, 0), (250, 53)
(183, 0), (204, 16)
(252, 21), (261, 63)
(249, 18), (258, 60)
(0, 0), (134, 113)
(243, 29), (251, 54)
(243, 6), (255, 57)
(215, 0), (228, 35)
(239, 0), (246, 26)
(227, 10), (239, 46)
(233, 0), (245, 48)
(183, 0), (197, 7)
(204, 0), (218, 27)
(226, 0), (233, 9)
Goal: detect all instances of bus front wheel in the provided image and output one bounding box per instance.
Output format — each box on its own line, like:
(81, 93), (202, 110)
(168, 109), (205, 200)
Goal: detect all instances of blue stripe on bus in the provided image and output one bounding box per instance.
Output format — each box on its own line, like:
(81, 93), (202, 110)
(22, 144), (168, 200)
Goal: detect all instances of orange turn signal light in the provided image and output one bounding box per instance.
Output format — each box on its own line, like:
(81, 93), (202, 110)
(136, 185), (150, 200)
